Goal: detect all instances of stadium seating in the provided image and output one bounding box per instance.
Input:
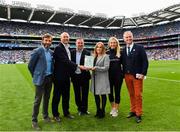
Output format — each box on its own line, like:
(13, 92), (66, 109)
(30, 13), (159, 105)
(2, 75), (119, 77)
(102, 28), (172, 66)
(0, 21), (179, 63)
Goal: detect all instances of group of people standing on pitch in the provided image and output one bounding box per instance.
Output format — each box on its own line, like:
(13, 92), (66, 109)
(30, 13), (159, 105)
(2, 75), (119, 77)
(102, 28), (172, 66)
(28, 31), (149, 130)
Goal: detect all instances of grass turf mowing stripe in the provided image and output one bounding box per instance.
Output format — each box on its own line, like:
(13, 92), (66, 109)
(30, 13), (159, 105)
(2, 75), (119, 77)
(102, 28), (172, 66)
(147, 76), (180, 83)
(1, 61), (180, 131)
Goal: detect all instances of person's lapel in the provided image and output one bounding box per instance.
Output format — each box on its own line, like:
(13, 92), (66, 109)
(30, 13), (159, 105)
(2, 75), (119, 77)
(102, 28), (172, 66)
(131, 44), (137, 63)
(60, 43), (69, 58)
(71, 50), (76, 62)
(80, 49), (85, 65)
(125, 46), (128, 56)
(41, 47), (47, 68)
(95, 55), (104, 66)
(131, 44), (136, 56)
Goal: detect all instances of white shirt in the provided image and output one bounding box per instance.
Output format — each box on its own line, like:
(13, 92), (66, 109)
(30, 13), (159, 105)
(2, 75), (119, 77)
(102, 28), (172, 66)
(126, 43), (134, 55)
(62, 43), (71, 60)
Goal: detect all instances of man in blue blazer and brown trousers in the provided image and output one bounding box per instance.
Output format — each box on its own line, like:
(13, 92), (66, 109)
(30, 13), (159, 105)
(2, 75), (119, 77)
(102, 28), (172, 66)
(28, 34), (53, 130)
(122, 31), (148, 123)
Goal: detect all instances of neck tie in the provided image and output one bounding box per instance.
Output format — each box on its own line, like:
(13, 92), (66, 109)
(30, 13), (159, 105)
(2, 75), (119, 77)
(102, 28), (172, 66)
(128, 47), (130, 56)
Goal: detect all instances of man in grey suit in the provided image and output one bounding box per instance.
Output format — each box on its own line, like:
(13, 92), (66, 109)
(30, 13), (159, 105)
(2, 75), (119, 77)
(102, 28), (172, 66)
(28, 34), (53, 130)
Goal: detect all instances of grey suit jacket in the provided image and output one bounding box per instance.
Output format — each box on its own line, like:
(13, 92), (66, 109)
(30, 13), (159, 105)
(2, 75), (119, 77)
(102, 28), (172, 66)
(28, 46), (53, 86)
(90, 54), (110, 95)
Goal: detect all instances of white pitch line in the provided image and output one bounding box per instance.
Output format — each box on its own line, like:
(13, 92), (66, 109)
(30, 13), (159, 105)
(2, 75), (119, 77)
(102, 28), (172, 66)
(147, 76), (180, 83)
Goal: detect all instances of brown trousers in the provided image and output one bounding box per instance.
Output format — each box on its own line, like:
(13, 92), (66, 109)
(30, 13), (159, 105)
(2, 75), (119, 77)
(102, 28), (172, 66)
(125, 74), (143, 116)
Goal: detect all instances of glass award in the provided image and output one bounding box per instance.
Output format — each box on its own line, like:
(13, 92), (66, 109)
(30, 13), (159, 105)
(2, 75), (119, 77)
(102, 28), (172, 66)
(84, 55), (94, 68)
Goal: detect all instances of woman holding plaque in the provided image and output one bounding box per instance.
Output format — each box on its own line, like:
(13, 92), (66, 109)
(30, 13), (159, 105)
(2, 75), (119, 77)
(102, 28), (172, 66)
(90, 42), (110, 118)
(107, 37), (123, 117)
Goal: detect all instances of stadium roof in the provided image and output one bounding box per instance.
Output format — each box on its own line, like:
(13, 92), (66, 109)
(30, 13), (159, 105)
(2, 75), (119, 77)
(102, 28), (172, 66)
(0, 1), (180, 28)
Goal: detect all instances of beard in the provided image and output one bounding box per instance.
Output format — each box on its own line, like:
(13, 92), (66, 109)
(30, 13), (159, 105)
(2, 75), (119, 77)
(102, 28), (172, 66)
(43, 43), (51, 48)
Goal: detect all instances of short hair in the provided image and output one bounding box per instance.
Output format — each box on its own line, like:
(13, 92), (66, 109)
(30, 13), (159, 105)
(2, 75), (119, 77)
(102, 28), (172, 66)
(60, 32), (70, 38)
(42, 33), (52, 40)
(123, 31), (133, 38)
(76, 37), (84, 42)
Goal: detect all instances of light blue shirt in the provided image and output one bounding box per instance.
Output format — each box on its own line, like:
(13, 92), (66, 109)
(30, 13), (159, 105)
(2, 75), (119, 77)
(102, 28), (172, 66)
(75, 49), (83, 74)
(43, 47), (52, 76)
(76, 50), (82, 65)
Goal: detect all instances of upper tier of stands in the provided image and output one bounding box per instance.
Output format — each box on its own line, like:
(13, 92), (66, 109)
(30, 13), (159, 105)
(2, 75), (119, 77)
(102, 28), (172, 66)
(0, 21), (179, 39)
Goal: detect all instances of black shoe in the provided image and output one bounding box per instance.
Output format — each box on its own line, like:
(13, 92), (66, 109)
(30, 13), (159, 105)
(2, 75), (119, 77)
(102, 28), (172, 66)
(81, 111), (90, 115)
(53, 116), (61, 122)
(78, 111), (90, 116)
(127, 112), (136, 118)
(78, 111), (82, 116)
(95, 110), (100, 118)
(84, 111), (90, 115)
(43, 116), (51, 122)
(94, 113), (99, 117)
(65, 114), (75, 119)
(32, 122), (41, 131)
(99, 109), (105, 118)
(135, 116), (142, 123)
(95, 109), (104, 119)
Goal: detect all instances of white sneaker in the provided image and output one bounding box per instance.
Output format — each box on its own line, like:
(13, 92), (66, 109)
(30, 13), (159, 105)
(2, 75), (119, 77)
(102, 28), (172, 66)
(110, 108), (116, 115)
(112, 109), (118, 117)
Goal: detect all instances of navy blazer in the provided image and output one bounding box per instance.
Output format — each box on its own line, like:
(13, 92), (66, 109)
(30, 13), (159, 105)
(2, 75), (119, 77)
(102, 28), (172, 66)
(28, 46), (53, 86)
(122, 44), (149, 76)
(53, 42), (77, 81)
(71, 48), (91, 81)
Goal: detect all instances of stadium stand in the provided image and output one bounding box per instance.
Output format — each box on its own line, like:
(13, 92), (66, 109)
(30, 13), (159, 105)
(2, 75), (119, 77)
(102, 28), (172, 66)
(0, 1), (180, 63)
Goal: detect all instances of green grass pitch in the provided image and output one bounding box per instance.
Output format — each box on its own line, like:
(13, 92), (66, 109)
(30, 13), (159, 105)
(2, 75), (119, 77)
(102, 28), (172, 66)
(0, 60), (180, 131)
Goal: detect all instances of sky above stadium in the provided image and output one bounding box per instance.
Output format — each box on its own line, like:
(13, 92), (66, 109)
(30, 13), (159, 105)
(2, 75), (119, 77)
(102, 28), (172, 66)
(6, 0), (180, 17)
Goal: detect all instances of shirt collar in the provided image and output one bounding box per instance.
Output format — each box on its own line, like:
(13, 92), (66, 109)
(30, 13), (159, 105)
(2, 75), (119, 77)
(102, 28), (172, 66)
(76, 48), (83, 53)
(127, 43), (134, 49)
(42, 44), (49, 52)
(62, 42), (70, 48)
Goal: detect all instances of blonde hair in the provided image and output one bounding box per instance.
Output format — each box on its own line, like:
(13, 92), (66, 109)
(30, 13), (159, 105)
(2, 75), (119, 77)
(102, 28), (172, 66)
(93, 42), (106, 57)
(108, 37), (121, 58)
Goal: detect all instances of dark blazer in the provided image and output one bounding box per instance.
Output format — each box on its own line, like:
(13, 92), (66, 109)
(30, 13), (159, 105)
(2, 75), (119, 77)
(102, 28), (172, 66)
(53, 42), (77, 81)
(28, 46), (53, 86)
(122, 44), (148, 76)
(71, 48), (91, 81)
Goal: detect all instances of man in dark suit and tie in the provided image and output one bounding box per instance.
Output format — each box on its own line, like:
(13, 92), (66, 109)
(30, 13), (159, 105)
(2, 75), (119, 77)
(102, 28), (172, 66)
(52, 32), (85, 121)
(122, 31), (149, 123)
(28, 34), (53, 130)
(71, 38), (91, 115)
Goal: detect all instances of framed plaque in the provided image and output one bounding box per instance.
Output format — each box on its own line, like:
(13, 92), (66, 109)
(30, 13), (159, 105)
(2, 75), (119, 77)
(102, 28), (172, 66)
(84, 55), (94, 68)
